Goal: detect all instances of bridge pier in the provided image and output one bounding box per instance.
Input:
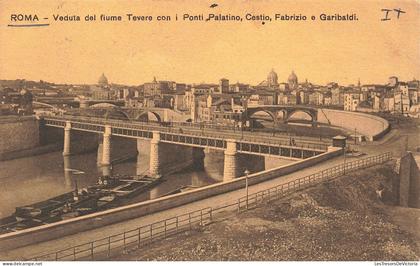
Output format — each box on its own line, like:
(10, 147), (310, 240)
(136, 139), (143, 175)
(62, 121), (72, 156)
(63, 155), (72, 188)
(192, 147), (205, 170)
(97, 143), (103, 166)
(223, 140), (239, 181)
(101, 125), (112, 166)
(149, 131), (161, 177)
(101, 165), (112, 176)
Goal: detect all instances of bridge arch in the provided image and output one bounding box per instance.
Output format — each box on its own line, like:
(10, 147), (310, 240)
(246, 109), (277, 123)
(134, 111), (161, 122)
(90, 103), (118, 108)
(286, 109), (317, 123)
(103, 109), (130, 120)
(32, 101), (56, 109)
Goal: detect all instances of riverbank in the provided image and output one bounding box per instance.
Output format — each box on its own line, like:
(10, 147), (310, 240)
(0, 116), (40, 160)
(115, 163), (419, 261)
(0, 142), (62, 161)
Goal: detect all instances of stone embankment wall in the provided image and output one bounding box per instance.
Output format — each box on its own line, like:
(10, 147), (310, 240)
(162, 109), (191, 122)
(318, 109), (390, 141)
(0, 117), (104, 161)
(0, 116), (40, 160)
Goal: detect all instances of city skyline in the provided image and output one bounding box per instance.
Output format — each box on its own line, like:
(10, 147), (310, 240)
(0, 69), (417, 88)
(0, 0), (419, 86)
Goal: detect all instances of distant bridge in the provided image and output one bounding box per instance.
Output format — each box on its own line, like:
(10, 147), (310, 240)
(65, 106), (190, 123)
(34, 97), (125, 108)
(245, 105), (318, 125)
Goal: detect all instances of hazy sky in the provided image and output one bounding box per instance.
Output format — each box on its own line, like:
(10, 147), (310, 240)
(0, 0), (419, 86)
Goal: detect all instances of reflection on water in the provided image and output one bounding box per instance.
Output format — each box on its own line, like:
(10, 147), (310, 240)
(0, 149), (224, 218)
(0, 147), (292, 218)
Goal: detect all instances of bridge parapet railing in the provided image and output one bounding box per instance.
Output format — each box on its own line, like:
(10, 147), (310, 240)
(31, 207), (213, 261)
(28, 152), (391, 261)
(41, 115), (328, 151)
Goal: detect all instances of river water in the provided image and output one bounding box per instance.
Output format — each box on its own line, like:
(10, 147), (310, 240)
(0, 148), (293, 218)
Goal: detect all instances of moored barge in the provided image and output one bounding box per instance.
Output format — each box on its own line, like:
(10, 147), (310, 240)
(0, 174), (163, 234)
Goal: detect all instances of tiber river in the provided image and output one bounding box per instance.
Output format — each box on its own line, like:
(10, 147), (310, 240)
(0, 147), (293, 218)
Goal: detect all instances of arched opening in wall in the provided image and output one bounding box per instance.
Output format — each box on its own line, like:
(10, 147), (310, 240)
(248, 110), (276, 128)
(90, 103), (118, 108)
(32, 101), (58, 115)
(135, 111), (161, 122)
(103, 109), (130, 120)
(287, 110), (314, 125)
(32, 101), (55, 110)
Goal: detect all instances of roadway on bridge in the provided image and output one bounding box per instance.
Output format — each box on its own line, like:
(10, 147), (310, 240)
(44, 115), (330, 151)
(1, 152), (369, 260)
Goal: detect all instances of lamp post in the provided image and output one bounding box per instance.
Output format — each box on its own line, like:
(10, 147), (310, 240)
(244, 169), (250, 210)
(343, 143), (347, 175)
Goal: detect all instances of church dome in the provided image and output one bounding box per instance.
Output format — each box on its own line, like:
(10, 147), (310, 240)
(98, 73), (109, 86)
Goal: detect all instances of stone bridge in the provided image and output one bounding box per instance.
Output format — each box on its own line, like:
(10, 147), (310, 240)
(245, 105), (318, 126)
(41, 115), (330, 181)
(34, 97), (125, 108)
(65, 106), (190, 123)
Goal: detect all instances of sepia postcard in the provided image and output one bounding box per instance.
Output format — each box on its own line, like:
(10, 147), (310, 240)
(0, 0), (419, 264)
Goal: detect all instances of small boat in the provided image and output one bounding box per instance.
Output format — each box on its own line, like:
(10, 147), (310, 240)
(15, 207), (42, 221)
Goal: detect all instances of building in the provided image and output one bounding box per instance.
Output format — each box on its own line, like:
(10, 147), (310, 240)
(297, 90), (309, 104)
(173, 93), (187, 111)
(394, 92), (410, 114)
(308, 91), (324, 106)
(278, 83), (288, 92)
(98, 73), (109, 86)
(267, 69), (279, 87)
(173, 83), (187, 94)
(127, 95), (144, 108)
(331, 87), (344, 106)
(143, 77), (171, 97)
(398, 82), (409, 96)
(192, 93), (244, 124)
(388, 76), (398, 87)
(323, 93), (332, 106)
(219, 78), (229, 94)
(0, 88), (33, 115)
(230, 82), (250, 93)
(384, 95), (395, 112)
(277, 92), (297, 105)
(408, 88), (419, 106)
(191, 84), (217, 95)
(247, 91), (277, 107)
(91, 85), (112, 100)
(288, 71), (298, 91)
(344, 91), (361, 111)
(408, 104), (420, 118)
